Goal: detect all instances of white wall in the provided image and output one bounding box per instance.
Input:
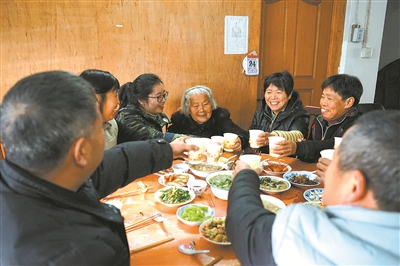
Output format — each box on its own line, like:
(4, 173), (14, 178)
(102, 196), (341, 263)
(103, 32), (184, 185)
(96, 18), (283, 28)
(339, 0), (388, 103)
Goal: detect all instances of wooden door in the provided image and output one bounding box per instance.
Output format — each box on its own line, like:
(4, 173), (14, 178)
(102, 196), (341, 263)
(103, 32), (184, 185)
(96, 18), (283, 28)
(259, 0), (346, 107)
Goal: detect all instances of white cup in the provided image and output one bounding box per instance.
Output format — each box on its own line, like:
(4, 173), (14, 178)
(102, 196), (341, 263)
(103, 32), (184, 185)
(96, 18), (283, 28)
(268, 136), (285, 157)
(249, 129), (264, 148)
(239, 154), (262, 169)
(187, 179), (207, 196)
(185, 138), (207, 163)
(205, 143), (222, 163)
(172, 163), (190, 174)
(334, 137), (343, 149)
(320, 149), (335, 160)
(223, 133), (238, 151)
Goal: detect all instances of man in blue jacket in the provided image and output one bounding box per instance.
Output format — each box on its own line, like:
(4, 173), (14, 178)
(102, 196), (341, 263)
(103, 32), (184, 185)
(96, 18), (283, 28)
(0, 71), (196, 265)
(226, 110), (400, 265)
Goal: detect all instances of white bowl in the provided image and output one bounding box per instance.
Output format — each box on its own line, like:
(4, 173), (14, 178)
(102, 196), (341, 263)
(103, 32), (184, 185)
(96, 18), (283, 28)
(260, 195), (286, 214)
(187, 179), (207, 196)
(199, 217), (231, 245)
(172, 163), (190, 174)
(176, 204), (215, 226)
(260, 160), (292, 175)
(259, 176), (291, 194)
(283, 171), (320, 188)
(189, 163), (225, 178)
(154, 187), (195, 207)
(206, 171), (233, 200)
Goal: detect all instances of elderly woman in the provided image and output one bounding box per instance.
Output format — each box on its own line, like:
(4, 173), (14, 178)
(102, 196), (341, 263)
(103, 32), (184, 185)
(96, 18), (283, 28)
(80, 69), (143, 150)
(249, 71), (309, 154)
(168, 85), (249, 151)
(116, 73), (184, 142)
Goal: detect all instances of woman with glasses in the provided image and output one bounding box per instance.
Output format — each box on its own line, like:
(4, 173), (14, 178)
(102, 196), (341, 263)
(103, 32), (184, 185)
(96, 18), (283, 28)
(116, 73), (184, 142)
(168, 85), (249, 151)
(80, 69), (143, 149)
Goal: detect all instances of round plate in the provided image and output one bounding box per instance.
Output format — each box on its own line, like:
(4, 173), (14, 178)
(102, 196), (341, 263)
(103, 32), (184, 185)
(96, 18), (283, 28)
(260, 160), (292, 175)
(283, 171), (320, 188)
(199, 217), (231, 245)
(303, 188), (324, 202)
(154, 187), (195, 207)
(189, 163), (225, 178)
(260, 195), (286, 214)
(259, 176), (291, 194)
(158, 173), (195, 187)
(176, 204), (215, 226)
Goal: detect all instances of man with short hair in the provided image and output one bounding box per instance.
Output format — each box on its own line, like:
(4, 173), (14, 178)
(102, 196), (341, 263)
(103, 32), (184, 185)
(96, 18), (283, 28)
(272, 74), (363, 162)
(0, 71), (196, 265)
(226, 110), (400, 265)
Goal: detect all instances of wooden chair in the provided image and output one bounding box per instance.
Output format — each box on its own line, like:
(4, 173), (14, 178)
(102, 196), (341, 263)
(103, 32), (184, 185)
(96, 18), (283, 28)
(357, 103), (385, 114)
(0, 142), (6, 160)
(305, 106), (321, 137)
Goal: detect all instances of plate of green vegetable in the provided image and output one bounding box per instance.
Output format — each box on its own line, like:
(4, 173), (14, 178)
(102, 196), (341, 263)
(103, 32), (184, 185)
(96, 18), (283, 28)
(154, 186), (196, 207)
(176, 204), (215, 226)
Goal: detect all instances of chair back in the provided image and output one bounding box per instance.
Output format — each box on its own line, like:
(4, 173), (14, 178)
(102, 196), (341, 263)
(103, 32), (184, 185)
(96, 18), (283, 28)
(357, 103), (385, 114)
(305, 106), (321, 138)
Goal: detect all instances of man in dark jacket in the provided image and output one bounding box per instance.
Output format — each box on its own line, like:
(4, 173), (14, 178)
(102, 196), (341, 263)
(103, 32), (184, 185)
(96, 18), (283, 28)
(271, 74), (363, 162)
(0, 71), (196, 265)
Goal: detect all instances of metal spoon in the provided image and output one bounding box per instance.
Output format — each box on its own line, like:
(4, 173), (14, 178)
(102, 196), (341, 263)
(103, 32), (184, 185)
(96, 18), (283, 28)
(178, 244), (210, 255)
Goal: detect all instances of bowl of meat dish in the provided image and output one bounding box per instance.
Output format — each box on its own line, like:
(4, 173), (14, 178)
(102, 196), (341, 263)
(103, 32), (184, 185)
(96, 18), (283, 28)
(260, 195), (286, 214)
(176, 204), (215, 226)
(189, 163), (225, 178)
(283, 171), (320, 188)
(205, 171), (233, 200)
(259, 176), (291, 194)
(261, 160), (292, 175)
(199, 217), (231, 245)
(158, 173), (195, 187)
(154, 187), (195, 207)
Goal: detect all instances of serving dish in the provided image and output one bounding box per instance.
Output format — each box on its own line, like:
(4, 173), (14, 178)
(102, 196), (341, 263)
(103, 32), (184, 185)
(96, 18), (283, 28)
(260, 195), (286, 214)
(283, 171), (320, 188)
(199, 217), (231, 245)
(189, 163), (225, 178)
(303, 188), (324, 202)
(259, 176), (291, 194)
(176, 204), (215, 226)
(158, 173), (195, 187)
(206, 171), (233, 200)
(261, 160), (292, 175)
(154, 187), (195, 207)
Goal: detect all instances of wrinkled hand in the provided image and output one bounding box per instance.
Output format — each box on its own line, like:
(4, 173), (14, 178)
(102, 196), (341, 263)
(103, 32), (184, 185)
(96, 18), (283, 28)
(232, 137), (242, 152)
(256, 132), (275, 147)
(232, 160), (262, 180)
(270, 139), (297, 158)
(316, 157), (331, 184)
(169, 136), (198, 159)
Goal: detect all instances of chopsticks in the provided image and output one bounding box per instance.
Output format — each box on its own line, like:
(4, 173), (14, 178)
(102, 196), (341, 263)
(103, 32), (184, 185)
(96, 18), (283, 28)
(130, 236), (175, 253)
(206, 193), (215, 207)
(205, 256), (223, 266)
(125, 213), (158, 232)
(103, 186), (154, 200)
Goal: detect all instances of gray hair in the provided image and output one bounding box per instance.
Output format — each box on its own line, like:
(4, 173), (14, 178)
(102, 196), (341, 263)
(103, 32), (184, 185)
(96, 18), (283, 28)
(0, 71), (98, 176)
(337, 110), (400, 212)
(180, 85), (217, 117)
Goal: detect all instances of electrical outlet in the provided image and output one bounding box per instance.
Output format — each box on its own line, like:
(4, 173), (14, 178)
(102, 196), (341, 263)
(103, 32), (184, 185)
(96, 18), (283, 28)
(361, 47), (373, 58)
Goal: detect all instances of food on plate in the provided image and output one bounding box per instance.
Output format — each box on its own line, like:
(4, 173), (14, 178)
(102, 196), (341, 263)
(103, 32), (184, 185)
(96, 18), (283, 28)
(191, 164), (223, 172)
(288, 174), (318, 185)
(260, 177), (289, 191)
(208, 174), (232, 190)
(159, 187), (191, 204)
(179, 205), (212, 222)
(308, 190), (323, 202)
(304, 201), (324, 209)
(261, 199), (282, 214)
(163, 174), (190, 186)
(262, 162), (288, 173)
(201, 218), (229, 243)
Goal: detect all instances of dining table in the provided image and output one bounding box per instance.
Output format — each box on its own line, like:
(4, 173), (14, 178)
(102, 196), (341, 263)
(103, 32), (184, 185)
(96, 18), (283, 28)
(102, 152), (322, 266)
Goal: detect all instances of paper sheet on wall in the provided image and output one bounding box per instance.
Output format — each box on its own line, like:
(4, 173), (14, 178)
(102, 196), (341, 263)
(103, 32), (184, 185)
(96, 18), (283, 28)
(224, 16), (248, 54)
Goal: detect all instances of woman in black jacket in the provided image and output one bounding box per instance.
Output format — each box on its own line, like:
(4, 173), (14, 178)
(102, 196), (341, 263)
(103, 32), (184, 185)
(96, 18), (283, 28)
(249, 71), (309, 154)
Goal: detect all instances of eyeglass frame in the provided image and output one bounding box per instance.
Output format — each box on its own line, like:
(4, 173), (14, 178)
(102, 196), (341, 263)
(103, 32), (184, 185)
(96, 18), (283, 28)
(148, 91), (169, 103)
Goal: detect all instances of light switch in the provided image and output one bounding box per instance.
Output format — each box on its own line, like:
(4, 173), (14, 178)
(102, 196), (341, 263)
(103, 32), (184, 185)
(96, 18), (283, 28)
(361, 47), (373, 58)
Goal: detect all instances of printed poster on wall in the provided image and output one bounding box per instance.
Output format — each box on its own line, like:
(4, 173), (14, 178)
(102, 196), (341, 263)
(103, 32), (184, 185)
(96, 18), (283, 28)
(224, 16), (248, 54)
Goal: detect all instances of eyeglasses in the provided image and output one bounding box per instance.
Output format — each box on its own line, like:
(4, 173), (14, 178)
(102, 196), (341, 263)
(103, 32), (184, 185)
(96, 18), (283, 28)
(148, 91), (169, 103)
